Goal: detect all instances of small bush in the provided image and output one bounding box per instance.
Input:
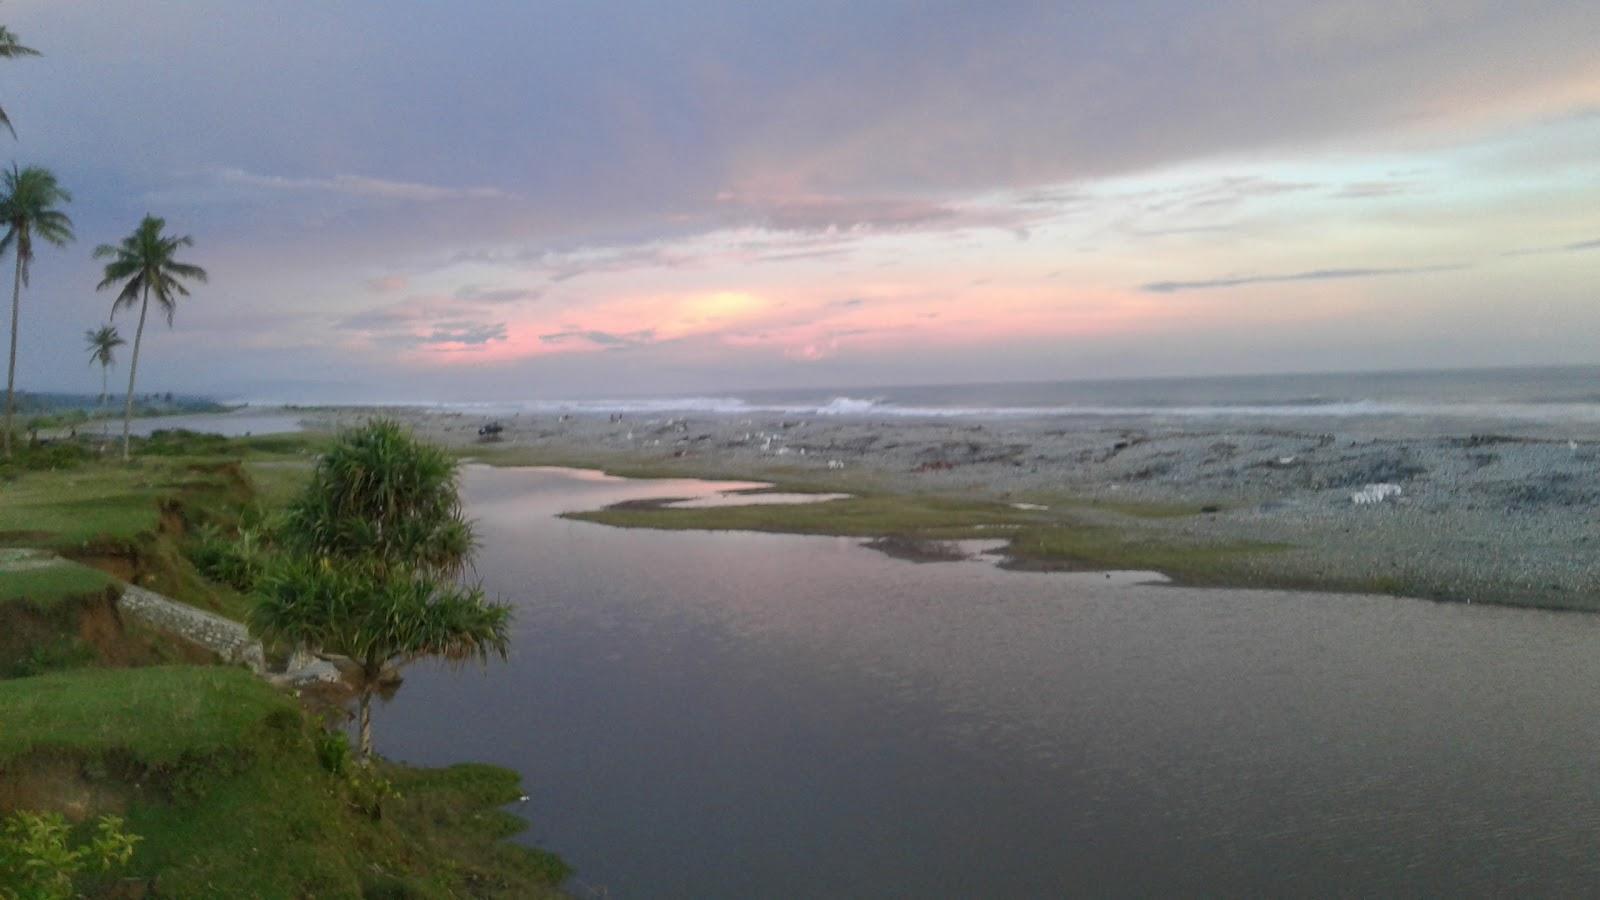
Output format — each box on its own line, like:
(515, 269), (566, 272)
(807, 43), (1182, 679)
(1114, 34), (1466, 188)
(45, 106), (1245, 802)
(187, 523), (275, 592)
(0, 811), (139, 900)
(348, 765), (400, 821)
(315, 729), (352, 776)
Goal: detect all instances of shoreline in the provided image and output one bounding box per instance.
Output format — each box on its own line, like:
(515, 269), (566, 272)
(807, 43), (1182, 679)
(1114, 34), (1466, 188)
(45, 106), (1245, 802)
(292, 406), (1600, 613)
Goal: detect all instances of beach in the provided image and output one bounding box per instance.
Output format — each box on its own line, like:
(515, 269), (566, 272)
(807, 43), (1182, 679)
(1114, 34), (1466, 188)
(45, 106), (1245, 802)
(298, 405), (1600, 611)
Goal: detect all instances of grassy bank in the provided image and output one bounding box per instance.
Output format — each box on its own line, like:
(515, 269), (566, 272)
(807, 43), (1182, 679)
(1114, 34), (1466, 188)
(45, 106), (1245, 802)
(0, 667), (566, 897)
(1, 430), (569, 897)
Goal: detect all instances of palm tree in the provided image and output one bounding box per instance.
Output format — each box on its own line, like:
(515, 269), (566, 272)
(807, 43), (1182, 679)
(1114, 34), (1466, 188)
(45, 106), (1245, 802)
(93, 216), (206, 461)
(0, 165), (73, 459)
(254, 420), (511, 759)
(85, 324), (124, 439)
(0, 25), (40, 137)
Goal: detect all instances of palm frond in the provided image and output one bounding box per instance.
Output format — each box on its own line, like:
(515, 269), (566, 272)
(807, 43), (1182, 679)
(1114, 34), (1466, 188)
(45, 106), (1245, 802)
(0, 28), (40, 59)
(95, 215), (203, 328)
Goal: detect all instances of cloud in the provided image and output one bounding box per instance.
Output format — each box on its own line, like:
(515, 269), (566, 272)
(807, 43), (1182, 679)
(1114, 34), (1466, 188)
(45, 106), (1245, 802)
(715, 189), (958, 232)
(337, 296), (511, 352)
(217, 168), (509, 202)
(422, 322), (507, 346)
(1501, 237), (1600, 258)
(539, 329), (657, 348)
(1140, 264), (1466, 293)
(1332, 180), (1415, 199)
(455, 284), (542, 304)
(366, 275), (409, 293)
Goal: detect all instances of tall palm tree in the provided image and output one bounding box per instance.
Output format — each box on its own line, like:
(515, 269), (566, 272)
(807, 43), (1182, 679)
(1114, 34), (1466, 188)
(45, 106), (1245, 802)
(0, 165), (73, 458)
(93, 216), (206, 461)
(0, 25), (40, 137)
(84, 324), (124, 436)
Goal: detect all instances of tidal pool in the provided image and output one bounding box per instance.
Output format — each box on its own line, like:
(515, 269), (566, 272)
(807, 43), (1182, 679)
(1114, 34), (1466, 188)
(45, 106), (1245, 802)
(375, 465), (1600, 897)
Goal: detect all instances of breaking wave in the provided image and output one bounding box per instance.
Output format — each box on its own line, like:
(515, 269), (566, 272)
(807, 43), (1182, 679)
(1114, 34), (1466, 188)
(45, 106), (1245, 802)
(419, 395), (1600, 424)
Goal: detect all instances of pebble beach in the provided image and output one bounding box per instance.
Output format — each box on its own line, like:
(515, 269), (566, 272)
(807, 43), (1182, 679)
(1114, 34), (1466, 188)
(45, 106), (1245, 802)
(300, 406), (1600, 610)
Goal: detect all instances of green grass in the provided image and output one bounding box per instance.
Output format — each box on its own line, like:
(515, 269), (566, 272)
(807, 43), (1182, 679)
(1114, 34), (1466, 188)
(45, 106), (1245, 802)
(0, 666), (290, 766)
(569, 492), (1041, 539)
(0, 433), (570, 896)
(0, 559), (115, 604)
(0, 466), (168, 548)
(1025, 495), (1222, 519)
(0, 666), (567, 897)
(570, 490), (1286, 582)
(241, 459), (314, 509)
(0, 433), (321, 622)
(1005, 524), (1287, 581)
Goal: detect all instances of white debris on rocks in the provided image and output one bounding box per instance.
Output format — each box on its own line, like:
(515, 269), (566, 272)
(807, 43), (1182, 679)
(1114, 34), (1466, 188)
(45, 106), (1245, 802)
(281, 659), (343, 686)
(1351, 483), (1403, 505)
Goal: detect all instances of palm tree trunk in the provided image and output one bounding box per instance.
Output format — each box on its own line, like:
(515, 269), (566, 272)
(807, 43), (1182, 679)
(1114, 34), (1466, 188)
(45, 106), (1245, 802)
(3, 248), (21, 460)
(121, 285), (150, 463)
(358, 689), (374, 761)
(100, 365), (110, 445)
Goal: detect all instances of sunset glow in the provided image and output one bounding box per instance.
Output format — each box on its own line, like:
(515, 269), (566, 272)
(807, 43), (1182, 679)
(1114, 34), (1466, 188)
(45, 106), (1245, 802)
(4, 1), (1597, 400)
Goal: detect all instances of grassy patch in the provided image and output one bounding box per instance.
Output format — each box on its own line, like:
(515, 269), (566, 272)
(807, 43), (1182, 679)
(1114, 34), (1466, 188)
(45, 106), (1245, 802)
(0, 666), (289, 766)
(0, 667), (567, 897)
(1029, 495), (1221, 519)
(1005, 524), (1288, 581)
(0, 434), (569, 896)
(570, 489), (1285, 581)
(568, 492), (1038, 539)
(0, 467), (167, 549)
(0, 559), (114, 605)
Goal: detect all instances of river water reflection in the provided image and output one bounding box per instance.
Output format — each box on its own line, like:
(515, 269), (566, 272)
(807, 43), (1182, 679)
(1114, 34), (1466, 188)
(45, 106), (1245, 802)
(375, 466), (1600, 897)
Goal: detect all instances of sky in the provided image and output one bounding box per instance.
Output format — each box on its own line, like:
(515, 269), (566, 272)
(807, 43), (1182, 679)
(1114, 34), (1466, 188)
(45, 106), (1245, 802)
(2, 0), (1598, 402)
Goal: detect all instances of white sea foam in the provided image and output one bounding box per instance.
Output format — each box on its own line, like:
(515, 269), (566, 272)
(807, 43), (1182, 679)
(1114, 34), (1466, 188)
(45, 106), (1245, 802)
(242, 372), (1600, 427)
(423, 395), (1600, 424)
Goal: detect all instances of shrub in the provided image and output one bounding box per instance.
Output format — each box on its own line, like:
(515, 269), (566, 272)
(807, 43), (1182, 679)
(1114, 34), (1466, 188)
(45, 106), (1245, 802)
(0, 811), (139, 900)
(315, 729), (352, 777)
(187, 522), (274, 592)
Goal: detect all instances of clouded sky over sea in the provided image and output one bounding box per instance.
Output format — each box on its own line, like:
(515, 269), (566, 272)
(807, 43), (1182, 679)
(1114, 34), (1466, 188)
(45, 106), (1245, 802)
(5, 1), (1599, 401)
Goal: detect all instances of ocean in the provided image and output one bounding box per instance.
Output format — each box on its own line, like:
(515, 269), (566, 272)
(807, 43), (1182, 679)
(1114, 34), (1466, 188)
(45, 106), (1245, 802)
(417, 365), (1600, 436)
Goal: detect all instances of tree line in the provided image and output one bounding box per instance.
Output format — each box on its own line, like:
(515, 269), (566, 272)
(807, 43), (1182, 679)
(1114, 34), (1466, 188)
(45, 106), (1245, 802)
(0, 25), (207, 462)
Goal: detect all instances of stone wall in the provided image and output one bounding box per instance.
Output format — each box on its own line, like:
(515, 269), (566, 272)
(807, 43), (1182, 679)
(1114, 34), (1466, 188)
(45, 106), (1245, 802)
(117, 586), (265, 674)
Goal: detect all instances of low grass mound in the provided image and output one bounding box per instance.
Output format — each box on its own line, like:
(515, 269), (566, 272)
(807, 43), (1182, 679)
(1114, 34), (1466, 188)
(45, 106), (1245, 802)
(0, 434), (321, 623)
(568, 492), (1037, 539)
(0, 554), (113, 605)
(0, 667), (287, 766)
(0, 667), (566, 898)
(0, 556), (203, 679)
(570, 490), (1287, 583)
(0, 466), (167, 549)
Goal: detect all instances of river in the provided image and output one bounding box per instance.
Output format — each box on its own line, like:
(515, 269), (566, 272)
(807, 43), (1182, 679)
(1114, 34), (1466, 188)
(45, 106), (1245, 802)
(375, 465), (1600, 897)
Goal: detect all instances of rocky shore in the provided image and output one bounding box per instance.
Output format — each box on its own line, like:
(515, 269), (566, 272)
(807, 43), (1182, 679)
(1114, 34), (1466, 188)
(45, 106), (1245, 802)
(301, 407), (1600, 611)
